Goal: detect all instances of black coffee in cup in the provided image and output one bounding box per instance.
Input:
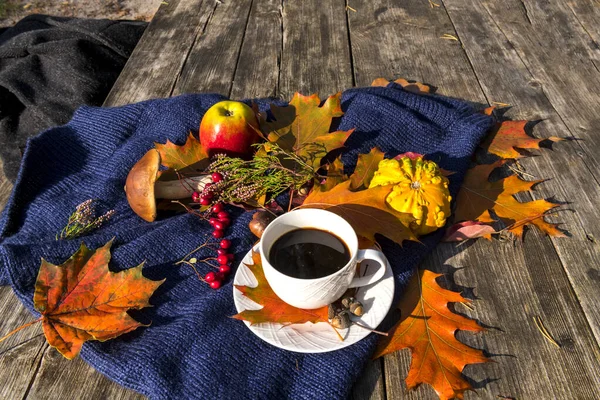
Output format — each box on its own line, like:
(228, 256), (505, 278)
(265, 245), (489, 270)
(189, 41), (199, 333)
(268, 228), (351, 279)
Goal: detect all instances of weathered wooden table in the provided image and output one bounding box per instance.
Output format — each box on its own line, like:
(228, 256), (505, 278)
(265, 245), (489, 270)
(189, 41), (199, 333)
(1, 0), (600, 398)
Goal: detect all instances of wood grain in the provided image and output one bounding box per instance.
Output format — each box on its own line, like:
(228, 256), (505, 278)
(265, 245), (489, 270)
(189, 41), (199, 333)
(103, 0), (214, 106)
(443, 0), (600, 352)
(230, 0), (283, 99)
(26, 347), (145, 400)
(279, 0), (353, 99)
(172, 0), (254, 96)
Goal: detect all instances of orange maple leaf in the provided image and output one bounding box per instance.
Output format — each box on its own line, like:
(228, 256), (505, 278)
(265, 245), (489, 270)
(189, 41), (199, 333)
(374, 269), (489, 400)
(302, 180), (417, 245)
(454, 162), (564, 237)
(154, 132), (210, 171)
(482, 120), (564, 159)
(371, 77), (432, 94)
(260, 92), (354, 169)
(232, 251), (329, 325)
(33, 240), (164, 359)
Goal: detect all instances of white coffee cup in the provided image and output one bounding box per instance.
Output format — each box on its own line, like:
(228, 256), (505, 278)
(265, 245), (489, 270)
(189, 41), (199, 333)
(259, 208), (387, 309)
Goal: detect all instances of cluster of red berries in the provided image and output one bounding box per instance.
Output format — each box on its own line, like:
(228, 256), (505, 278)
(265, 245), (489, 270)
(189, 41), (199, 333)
(204, 238), (233, 289)
(190, 172), (235, 290)
(191, 172), (224, 206)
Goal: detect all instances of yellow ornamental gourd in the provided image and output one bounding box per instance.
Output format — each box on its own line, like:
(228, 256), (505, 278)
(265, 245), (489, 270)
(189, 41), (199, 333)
(369, 156), (451, 236)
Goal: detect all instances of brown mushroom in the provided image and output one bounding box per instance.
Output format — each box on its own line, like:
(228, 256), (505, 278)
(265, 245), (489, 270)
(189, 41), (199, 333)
(125, 149), (211, 222)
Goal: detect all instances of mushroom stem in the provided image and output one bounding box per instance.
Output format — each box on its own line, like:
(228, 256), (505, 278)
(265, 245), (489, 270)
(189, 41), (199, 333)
(154, 175), (212, 199)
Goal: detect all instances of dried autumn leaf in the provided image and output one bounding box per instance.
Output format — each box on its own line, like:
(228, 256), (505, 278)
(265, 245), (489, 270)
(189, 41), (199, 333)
(33, 240), (164, 359)
(233, 251), (329, 324)
(322, 156), (347, 192)
(260, 92), (353, 169)
(302, 180), (417, 245)
(350, 147), (385, 190)
(154, 132), (209, 171)
(454, 162), (564, 237)
(443, 221), (495, 242)
(374, 269), (489, 400)
(371, 77), (432, 94)
(482, 120), (564, 159)
(481, 106), (495, 116)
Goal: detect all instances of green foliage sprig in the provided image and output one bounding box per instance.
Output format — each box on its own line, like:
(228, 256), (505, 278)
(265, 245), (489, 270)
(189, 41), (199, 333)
(205, 143), (320, 204)
(56, 200), (115, 240)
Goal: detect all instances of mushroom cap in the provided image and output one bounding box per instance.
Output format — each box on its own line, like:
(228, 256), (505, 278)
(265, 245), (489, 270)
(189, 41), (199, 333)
(125, 149), (160, 222)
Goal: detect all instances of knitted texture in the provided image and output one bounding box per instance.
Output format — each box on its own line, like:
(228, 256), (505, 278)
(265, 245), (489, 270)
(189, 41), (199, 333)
(0, 85), (492, 400)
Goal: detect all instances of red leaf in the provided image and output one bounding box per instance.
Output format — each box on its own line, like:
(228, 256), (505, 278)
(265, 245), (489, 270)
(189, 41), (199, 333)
(443, 221), (495, 242)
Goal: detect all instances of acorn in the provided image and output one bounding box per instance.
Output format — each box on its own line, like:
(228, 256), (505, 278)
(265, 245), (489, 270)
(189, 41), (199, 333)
(249, 210), (276, 238)
(331, 312), (351, 329)
(349, 301), (364, 317)
(341, 296), (355, 309)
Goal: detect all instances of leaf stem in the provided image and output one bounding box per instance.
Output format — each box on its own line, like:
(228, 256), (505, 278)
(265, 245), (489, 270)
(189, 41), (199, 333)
(0, 317), (43, 344)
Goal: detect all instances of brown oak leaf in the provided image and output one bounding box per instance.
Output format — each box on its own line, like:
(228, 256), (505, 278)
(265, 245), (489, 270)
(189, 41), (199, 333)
(371, 77), (432, 94)
(232, 251), (329, 325)
(302, 180), (417, 245)
(454, 162), (564, 237)
(33, 240), (164, 359)
(481, 120), (564, 159)
(374, 269), (489, 400)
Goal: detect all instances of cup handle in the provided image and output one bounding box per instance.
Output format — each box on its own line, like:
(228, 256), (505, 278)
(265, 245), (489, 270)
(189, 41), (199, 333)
(348, 249), (387, 288)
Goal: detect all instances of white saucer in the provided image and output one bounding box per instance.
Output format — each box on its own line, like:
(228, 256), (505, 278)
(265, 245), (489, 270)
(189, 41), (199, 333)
(232, 247), (395, 353)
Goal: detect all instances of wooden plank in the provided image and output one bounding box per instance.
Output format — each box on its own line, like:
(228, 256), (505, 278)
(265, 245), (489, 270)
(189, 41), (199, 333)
(0, 161), (13, 210)
(566, 0), (600, 46)
(347, 0), (600, 398)
(474, 0), (600, 181)
(103, 0), (215, 106)
(443, 0), (600, 352)
(351, 359), (386, 400)
(279, 0), (353, 99)
(346, 0), (483, 102)
(427, 236), (600, 399)
(0, 287), (46, 399)
(172, 0), (254, 96)
(230, 0), (283, 99)
(26, 347), (145, 400)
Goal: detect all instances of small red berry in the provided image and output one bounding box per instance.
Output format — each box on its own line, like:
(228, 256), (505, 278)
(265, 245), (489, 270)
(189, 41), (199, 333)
(219, 265), (231, 275)
(218, 218), (230, 227)
(213, 221), (225, 231)
(216, 272), (226, 281)
(217, 248), (228, 256)
(217, 211), (229, 220)
(200, 197), (211, 206)
(220, 239), (231, 249)
(205, 272), (216, 283)
(227, 253), (234, 261)
(211, 172), (223, 183)
(209, 218), (219, 227)
(203, 192), (213, 200)
(212, 229), (224, 238)
(212, 203), (224, 214)
(191, 192), (200, 203)
(209, 280), (221, 289)
(217, 254), (229, 265)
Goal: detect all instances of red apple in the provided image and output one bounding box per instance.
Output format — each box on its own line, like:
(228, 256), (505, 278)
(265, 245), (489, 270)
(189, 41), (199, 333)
(199, 100), (260, 157)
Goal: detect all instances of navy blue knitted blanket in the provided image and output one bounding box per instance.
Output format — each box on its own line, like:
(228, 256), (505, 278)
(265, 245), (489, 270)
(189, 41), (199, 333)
(0, 85), (492, 399)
